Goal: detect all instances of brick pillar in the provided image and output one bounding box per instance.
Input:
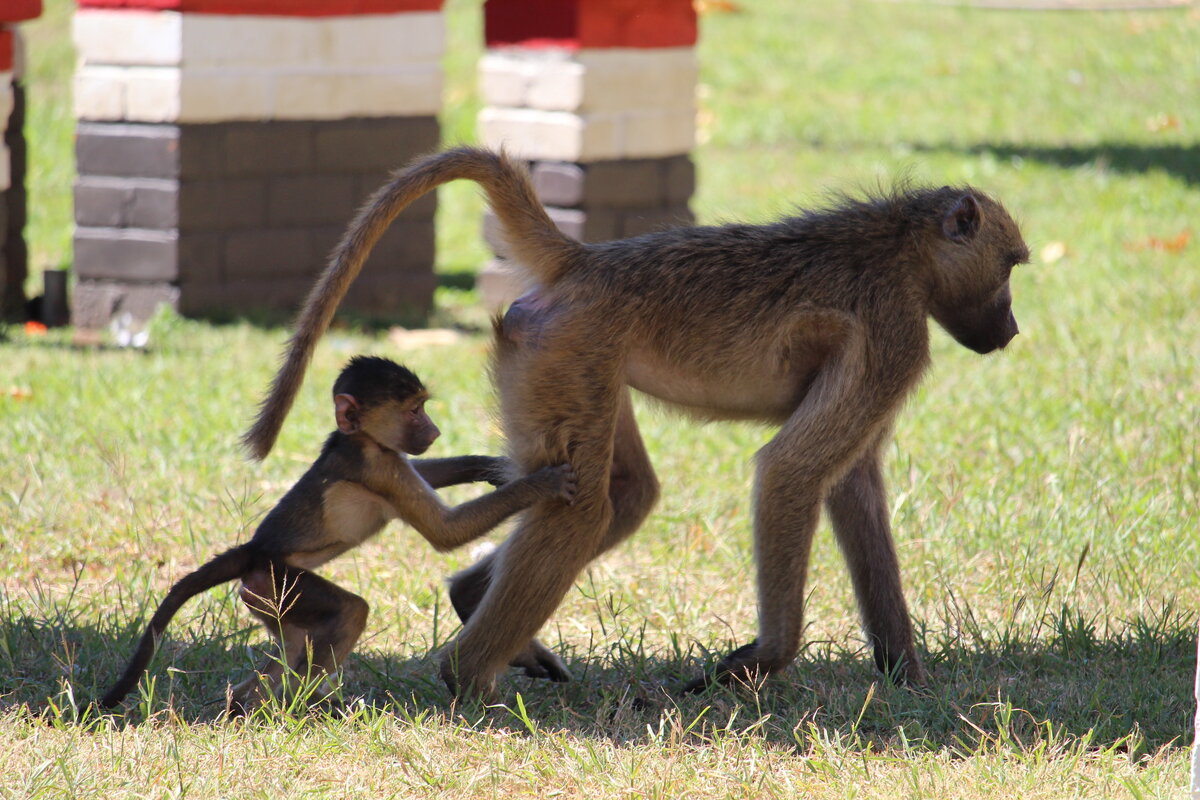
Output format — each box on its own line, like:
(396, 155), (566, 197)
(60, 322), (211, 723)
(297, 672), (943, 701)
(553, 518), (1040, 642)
(71, 0), (444, 329)
(476, 0), (697, 307)
(1, 1), (40, 321)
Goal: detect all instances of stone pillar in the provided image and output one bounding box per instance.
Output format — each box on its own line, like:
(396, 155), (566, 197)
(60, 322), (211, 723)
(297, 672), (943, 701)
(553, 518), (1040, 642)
(475, 0), (697, 307)
(71, 0), (444, 329)
(1, 1), (40, 321)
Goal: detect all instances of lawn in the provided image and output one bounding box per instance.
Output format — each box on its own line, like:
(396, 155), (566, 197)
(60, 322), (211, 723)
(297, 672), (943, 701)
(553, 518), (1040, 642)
(3, 0), (1198, 797)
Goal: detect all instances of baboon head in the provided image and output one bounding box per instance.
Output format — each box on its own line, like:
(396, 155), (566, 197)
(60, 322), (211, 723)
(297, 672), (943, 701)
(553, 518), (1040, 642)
(926, 191), (1029, 355)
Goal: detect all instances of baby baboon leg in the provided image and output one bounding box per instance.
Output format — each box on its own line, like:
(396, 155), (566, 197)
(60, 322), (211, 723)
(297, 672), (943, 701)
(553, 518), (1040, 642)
(230, 566), (367, 710)
(825, 443), (925, 684)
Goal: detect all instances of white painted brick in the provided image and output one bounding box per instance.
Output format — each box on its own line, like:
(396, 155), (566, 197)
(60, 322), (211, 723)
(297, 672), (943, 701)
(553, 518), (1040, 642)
(177, 69), (272, 122)
(0, 144), (10, 192)
(74, 66), (127, 121)
(478, 107), (620, 162)
(619, 109), (695, 157)
(74, 10), (183, 67)
(479, 106), (694, 161)
(576, 49), (696, 113)
(124, 67), (182, 123)
(181, 14), (319, 69)
(480, 48), (695, 113)
(325, 13), (444, 66)
(11, 30), (26, 79)
(272, 67), (442, 119)
(0, 74), (12, 130)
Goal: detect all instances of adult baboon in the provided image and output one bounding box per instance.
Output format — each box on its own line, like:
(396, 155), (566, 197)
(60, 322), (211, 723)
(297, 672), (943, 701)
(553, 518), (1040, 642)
(245, 148), (1029, 699)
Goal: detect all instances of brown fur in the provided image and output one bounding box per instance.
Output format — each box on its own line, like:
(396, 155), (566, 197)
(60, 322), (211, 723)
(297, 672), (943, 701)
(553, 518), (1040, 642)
(244, 148), (1029, 699)
(103, 356), (575, 713)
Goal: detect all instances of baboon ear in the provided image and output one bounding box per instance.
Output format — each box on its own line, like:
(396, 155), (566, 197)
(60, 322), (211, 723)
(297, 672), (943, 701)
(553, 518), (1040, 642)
(942, 194), (981, 243)
(334, 393), (361, 433)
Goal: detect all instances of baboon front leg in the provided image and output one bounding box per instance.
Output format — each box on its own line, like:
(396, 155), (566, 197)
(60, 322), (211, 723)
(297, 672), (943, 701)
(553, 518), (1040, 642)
(447, 388), (660, 682)
(686, 361), (889, 693)
(825, 442), (925, 684)
(229, 566), (369, 714)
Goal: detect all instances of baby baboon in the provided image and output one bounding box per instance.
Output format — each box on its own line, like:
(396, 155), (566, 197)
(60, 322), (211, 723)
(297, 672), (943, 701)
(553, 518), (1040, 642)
(101, 355), (576, 712)
(243, 148), (1029, 699)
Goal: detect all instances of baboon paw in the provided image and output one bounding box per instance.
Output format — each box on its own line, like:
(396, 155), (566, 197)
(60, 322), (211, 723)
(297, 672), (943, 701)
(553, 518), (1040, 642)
(681, 640), (776, 695)
(873, 646), (928, 687)
(440, 652), (499, 704)
(509, 640), (571, 682)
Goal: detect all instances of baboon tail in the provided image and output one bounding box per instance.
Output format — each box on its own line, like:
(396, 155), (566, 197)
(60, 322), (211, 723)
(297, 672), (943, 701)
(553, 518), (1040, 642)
(99, 545), (256, 709)
(242, 146), (578, 460)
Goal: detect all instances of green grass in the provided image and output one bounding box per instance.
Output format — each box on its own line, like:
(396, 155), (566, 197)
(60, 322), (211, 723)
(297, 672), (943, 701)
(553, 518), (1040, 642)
(4, 0), (1199, 797)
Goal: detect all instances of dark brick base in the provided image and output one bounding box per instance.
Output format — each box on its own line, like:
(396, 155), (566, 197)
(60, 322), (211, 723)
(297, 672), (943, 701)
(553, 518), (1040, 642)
(2, 83), (28, 320)
(480, 154), (695, 308)
(73, 117), (439, 328)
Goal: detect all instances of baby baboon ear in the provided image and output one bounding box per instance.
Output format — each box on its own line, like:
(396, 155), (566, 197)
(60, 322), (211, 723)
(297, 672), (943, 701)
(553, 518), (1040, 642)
(942, 194), (981, 243)
(334, 393), (361, 434)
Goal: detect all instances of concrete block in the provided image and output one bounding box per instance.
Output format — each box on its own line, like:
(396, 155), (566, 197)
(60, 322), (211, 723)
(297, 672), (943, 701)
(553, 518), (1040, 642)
(479, 107), (619, 163)
(480, 48), (695, 114)
(272, 67), (443, 120)
(314, 116), (439, 173)
(326, 12), (444, 66)
(664, 155), (696, 203)
(178, 271), (437, 318)
(223, 122), (315, 177)
(74, 67), (126, 121)
(619, 110), (694, 159)
(74, 227), (180, 281)
(76, 123), (181, 179)
(177, 231), (225, 282)
(529, 161), (585, 207)
(181, 13), (319, 69)
(72, 279), (180, 330)
(310, 218), (434, 274)
(224, 228), (313, 279)
(179, 68), (272, 122)
(125, 67), (183, 123)
(0, 76), (13, 129)
(178, 178), (267, 232)
(531, 158), (677, 209)
(574, 49), (696, 112)
(267, 174), (356, 226)
(74, 9), (183, 67)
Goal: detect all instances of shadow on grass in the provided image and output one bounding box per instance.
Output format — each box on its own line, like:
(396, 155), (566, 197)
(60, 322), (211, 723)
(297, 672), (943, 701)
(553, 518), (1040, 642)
(2, 606), (1192, 755)
(923, 141), (1200, 185)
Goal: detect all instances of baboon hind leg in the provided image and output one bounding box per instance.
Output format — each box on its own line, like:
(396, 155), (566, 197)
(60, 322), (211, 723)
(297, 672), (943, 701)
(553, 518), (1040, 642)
(228, 566), (369, 714)
(825, 438), (925, 684)
(448, 387), (660, 682)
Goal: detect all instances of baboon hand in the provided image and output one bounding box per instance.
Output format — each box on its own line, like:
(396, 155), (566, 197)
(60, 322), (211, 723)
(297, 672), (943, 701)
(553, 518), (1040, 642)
(530, 463), (578, 505)
(485, 456), (517, 487)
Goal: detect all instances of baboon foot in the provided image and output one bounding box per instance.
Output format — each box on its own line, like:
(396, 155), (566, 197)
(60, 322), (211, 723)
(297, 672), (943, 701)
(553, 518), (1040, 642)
(439, 649), (499, 704)
(681, 640), (783, 694)
(509, 639), (571, 682)
(872, 643), (927, 687)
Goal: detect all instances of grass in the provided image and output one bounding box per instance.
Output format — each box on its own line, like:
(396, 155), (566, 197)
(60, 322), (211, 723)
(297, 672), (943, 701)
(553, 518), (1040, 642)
(3, 0), (1199, 797)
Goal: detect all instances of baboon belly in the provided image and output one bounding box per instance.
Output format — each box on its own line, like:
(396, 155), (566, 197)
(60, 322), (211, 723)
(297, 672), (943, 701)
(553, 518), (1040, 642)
(625, 350), (812, 421)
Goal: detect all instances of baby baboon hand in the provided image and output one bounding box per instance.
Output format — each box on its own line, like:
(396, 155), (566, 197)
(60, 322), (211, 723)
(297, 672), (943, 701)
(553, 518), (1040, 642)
(484, 456), (517, 486)
(531, 463), (577, 504)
